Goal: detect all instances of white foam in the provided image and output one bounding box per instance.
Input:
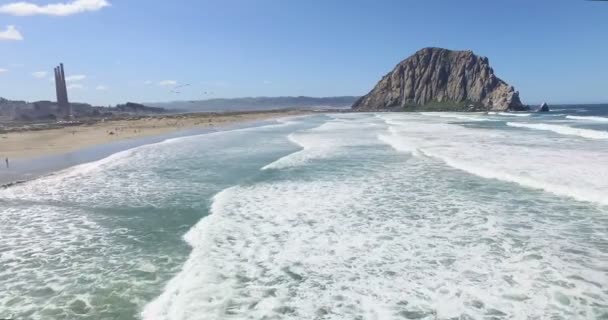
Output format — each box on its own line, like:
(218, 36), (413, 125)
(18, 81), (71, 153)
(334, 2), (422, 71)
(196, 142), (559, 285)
(262, 119), (382, 170)
(418, 147), (608, 206)
(419, 112), (496, 122)
(497, 112), (531, 117)
(377, 114), (608, 206)
(566, 115), (608, 122)
(144, 152), (608, 319)
(0, 204), (171, 319)
(507, 122), (608, 140)
(377, 133), (421, 157)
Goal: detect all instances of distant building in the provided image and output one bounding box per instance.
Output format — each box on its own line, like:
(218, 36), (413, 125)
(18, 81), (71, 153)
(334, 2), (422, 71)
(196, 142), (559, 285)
(54, 63), (71, 119)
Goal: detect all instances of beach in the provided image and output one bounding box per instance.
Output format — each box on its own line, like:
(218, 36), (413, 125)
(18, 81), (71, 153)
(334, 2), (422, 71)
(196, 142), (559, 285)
(0, 110), (310, 160)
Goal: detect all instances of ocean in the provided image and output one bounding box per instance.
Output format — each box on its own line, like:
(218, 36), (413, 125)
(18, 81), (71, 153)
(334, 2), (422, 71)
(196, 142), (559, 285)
(1, 105), (607, 319)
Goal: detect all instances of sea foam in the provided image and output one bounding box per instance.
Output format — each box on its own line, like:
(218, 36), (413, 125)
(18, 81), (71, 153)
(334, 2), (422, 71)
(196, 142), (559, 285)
(143, 115), (608, 319)
(377, 114), (608, 206)
(507, 122), (608, 140)
(262, 118), (382, 170)
(566, 115), (608, 122)
(419, 112), (496, 122)
(486, 112), (531, 117)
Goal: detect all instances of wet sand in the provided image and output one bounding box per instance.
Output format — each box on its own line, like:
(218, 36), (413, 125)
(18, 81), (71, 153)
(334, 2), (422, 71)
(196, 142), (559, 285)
(0, 110), (313, 186)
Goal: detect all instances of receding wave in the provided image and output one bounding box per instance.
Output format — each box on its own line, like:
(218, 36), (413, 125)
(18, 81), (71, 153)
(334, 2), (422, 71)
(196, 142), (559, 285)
(261, 133), (309, 170)
(507, 122), (608, 140)
(566, 115), (608, 122)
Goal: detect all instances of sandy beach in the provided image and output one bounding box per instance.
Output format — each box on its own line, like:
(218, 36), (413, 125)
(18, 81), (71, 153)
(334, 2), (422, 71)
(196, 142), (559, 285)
(0, 110), (310, 160)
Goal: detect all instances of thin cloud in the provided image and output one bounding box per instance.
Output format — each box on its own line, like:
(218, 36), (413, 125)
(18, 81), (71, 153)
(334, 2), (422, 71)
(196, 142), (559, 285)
(0, 25), (23, 41)
(32, 71), (47, 78)
(158, 80), (177, 87)
(263, 80), (272, 85)
(0, 68), (8, 73)
(67, 83), (85, 90)
(95, 85), (108, 91)
(65, 74), (86, 82)
(0, 0), (110, 16)
(143, 80), (153, 85)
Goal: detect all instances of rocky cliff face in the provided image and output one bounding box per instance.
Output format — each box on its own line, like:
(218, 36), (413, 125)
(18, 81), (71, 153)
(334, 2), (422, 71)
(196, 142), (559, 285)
(352, 48), (524, 111)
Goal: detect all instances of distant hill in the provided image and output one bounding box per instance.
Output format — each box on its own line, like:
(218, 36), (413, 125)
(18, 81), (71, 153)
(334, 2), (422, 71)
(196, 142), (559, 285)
(146, 96), (359, 112)
(114, 102), (166, 114)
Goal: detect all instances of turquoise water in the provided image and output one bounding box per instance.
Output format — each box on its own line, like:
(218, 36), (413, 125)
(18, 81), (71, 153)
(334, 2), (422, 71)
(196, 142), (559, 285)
(1, 111), (607, 319)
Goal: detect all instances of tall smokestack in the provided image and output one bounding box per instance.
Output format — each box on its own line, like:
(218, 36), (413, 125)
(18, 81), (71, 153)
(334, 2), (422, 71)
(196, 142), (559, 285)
(54, 63), (70, 119)
(54, 67), (61, 107)
(59, 63), (67, 106)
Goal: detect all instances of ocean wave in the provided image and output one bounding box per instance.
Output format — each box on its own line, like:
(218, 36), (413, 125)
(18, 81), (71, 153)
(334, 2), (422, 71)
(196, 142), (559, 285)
(143, 152), (608, 319)
(496, 112), (531, 117)
(379, 119), (608, 206)
(418, 148), (608, 206)
(507, 122), (608, 140)
(141, 181), (373, 319)
(261, 133), (309, 170)
(262, 119), (381, 170)
(141, 187), (240, 319)
(566, 115), (608, 122)
(419, 112), (496, 122)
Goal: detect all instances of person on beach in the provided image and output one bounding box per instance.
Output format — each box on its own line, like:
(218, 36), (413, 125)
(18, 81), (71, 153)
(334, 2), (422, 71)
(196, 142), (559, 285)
(5, 158), (8, 169)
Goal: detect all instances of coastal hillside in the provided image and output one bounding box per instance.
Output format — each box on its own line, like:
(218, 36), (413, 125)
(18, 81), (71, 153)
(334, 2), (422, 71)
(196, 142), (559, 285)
(148, 96), (359, 112)
(0, 98), (166, 123)
(352, 47), (524, 111)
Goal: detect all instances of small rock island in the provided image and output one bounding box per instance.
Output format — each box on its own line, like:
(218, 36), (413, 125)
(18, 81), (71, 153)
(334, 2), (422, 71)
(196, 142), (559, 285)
(352, 47), (525, 112)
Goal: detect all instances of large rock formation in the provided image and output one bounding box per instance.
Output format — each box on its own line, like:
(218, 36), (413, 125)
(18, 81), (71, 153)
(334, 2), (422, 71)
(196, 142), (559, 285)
(352, 47), (524, 111)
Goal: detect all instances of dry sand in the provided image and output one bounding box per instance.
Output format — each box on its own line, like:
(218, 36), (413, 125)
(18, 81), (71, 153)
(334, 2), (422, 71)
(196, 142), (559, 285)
(0, 110), (310, 160)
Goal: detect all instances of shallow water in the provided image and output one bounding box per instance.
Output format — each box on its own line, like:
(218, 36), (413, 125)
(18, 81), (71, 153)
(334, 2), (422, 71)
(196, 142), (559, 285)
(1, 109), (607, 319)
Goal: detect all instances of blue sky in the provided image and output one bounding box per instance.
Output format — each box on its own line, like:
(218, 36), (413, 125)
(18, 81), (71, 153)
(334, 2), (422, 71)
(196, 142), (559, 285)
(0, 0), (606, 105)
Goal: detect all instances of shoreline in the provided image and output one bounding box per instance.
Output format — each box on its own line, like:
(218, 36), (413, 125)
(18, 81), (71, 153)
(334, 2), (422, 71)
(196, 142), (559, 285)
(0, 109), (311, 159)
(0, 110), (312, 186)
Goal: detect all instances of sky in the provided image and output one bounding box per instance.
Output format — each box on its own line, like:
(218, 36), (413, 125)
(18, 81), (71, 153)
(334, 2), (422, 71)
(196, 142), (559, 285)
(0, 0), (607, 105)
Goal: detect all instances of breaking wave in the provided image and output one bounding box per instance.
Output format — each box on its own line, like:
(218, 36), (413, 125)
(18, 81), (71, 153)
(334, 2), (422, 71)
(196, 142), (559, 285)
(377, 115), (608, 206)
(566, 115), (608, 122)
(145, 113), (608, 319)
(507, 122), (608, 140)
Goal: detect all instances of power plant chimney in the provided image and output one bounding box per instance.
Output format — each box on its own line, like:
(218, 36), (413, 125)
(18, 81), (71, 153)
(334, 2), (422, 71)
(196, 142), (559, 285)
(54, 63), (70, 119)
